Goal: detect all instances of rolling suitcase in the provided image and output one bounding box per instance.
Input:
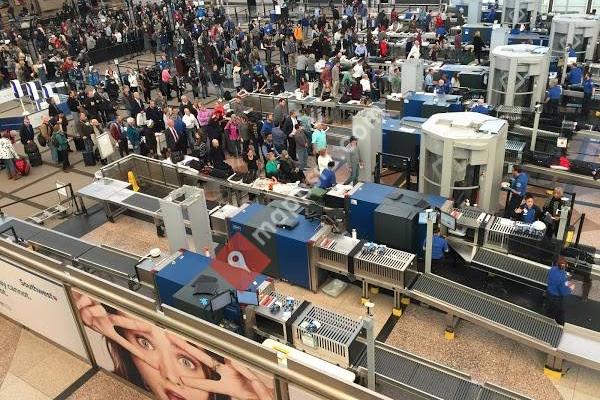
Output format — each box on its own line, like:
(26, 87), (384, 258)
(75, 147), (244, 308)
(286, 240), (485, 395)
(83, 151), (96, 166)
(15, 158), (31, 176)
(73, 137), (85, 151)
(27, 152), (42, 167)
(24, 143), (42, 167)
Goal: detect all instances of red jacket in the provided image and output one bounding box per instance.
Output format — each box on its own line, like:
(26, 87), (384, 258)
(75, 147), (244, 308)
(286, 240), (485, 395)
(379, 41), (389, 57)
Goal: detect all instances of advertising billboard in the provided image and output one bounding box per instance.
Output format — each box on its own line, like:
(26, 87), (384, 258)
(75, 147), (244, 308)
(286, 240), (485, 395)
(0, 259), (88, 358)
(72, 289), (275, 400)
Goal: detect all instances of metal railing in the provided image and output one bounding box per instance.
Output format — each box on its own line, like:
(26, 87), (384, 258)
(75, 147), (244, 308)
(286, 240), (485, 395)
(0, 183), (85, 218)
(0, 237), (392, 400)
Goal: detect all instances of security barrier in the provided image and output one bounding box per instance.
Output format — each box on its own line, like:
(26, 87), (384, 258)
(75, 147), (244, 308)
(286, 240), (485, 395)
(0, 234), (396, 400)
(87, 36), (145, 65)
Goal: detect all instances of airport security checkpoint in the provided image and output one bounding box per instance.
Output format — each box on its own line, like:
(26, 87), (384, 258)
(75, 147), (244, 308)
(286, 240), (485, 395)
(1, 1), (600, 400)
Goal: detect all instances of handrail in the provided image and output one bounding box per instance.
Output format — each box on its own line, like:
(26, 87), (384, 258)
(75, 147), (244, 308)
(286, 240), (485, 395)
(0, 239), (391, 400)
(0, 183), (85, 218)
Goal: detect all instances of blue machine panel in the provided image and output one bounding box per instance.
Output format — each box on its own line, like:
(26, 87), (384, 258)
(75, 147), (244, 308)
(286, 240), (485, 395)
(227, 203), (320, 289)
(348, 183), (397, 241)
(155, 250), (212, 307)
(462, 24), (493, 45)
(508, 32), (549, 46)
(402, 92), (464, 118)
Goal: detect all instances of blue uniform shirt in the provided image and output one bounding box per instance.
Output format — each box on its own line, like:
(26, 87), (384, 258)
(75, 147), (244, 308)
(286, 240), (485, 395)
(519, 205), (537, 223)
(568, 48), (577, 57)
(318, 168), (336, 189)
(511, 172), (528, 196)
(423, 234), (449, 260)
(434, 85), (445, 94)
(584, 78), (594, 94)
(547, 265), (572, 297)
(472, 104), (489, 114)
(548, 85), (562, 100)
(568, 67), (583, 85)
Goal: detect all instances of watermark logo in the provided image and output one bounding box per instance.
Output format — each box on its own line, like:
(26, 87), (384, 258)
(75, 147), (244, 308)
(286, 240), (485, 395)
(211, 232), (271, 290)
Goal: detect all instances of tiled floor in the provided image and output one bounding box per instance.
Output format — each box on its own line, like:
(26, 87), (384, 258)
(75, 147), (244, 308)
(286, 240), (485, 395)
(0, 315), (151, 400)
(2, 49), (600, 400)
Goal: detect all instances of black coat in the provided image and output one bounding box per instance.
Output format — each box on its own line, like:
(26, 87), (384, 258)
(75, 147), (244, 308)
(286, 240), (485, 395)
(19, 123), (35, 144)
(130, 98), (144, 116)
(165, 127), (186, 152)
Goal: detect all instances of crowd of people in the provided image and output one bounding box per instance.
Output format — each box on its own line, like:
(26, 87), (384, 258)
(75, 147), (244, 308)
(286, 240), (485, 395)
(0, 0), (596, 183)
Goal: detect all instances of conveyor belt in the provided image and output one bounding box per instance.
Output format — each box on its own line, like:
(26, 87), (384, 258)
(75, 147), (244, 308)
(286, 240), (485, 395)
(28, 229), (95, 259)
(471, 248), (549, 287)
(358, 344), (531, 400)
(524, 163), (600, 190)
(77, 246), (140, 279)
(410, 274), (562, 348)
(0, 219), (44, 241)
(121, 193), (161, 213)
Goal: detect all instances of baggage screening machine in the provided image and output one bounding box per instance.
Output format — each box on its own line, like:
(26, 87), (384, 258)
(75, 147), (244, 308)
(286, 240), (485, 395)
(488, 44), (549, 108)
(549, 14), (600, 84)
(418, 112), (508, 213)
(501, 0), (541, 27)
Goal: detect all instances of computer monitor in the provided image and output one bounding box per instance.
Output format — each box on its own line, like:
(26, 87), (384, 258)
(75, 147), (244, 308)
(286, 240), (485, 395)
(418, 211), (428, 224)
(236, 290), (259, 306)
(440, 211), (456, 231)
(211, 291), (232, 311)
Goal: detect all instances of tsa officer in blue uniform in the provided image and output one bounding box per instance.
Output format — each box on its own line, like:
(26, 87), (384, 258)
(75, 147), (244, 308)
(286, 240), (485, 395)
(545, 80), (562, 115)
(471, 99), (490, 114)
(422, 227), (449, 269)
(513, 194), (541, 223)
(566, 44), (577, 58)
(504, 165), (528, 218)
(582, 72), (595, 116)
(546, 257), (574, 325)
(567, 63), (583, 85)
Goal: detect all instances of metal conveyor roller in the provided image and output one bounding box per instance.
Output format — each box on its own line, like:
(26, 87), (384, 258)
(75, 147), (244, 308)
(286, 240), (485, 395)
(472, 248), (549, 287)
(357, 343), (533, 400)
(410, 274), (562, 348)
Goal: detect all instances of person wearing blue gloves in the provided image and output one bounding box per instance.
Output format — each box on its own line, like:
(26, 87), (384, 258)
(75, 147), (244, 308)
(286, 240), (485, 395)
(546, 257), (574, 325)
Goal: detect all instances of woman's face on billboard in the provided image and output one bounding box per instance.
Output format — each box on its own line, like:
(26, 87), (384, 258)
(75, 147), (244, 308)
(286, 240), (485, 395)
(121, 318), (210, 400)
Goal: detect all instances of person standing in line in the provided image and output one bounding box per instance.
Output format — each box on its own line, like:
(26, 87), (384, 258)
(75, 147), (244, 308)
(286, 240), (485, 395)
(126, 117), (141, 155)
(472, 30), (484, 64)
(51, 124), (70, 171)
(311, 122), (327, 164)
(318, 160), (337, 189)
(0, 131), (20, 180)
(211, 64), (224, 98)
(182, 108), (200, 152)
(294, 124), (308, 171)
(546, 257), (574, 325)
(344, 136), (362, 185)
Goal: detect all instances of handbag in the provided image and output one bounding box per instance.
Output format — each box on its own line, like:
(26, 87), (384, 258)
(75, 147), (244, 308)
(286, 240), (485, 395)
(170, 150), (184, 163)
(37, 133), (47, 147)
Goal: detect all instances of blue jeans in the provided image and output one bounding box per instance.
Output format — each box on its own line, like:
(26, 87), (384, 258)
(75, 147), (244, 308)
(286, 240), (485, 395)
(84, 138), (94, 153)
(214, 84), (224, 98)
(296, 147), (308, 170)
(345, 164), (360, 185)
(186, 128), (196, 150)
(3, 158), (16, 177)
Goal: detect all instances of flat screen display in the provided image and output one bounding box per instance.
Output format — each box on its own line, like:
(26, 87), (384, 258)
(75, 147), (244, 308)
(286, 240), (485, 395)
(236, 290), (259, 306)
(211, 291), (232, 311)
(440, 211), (456, 231)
